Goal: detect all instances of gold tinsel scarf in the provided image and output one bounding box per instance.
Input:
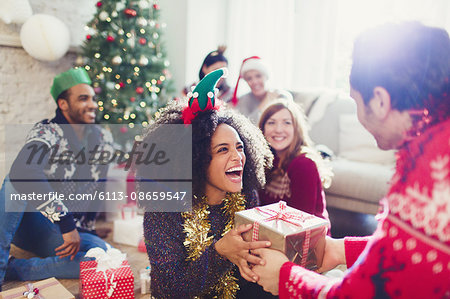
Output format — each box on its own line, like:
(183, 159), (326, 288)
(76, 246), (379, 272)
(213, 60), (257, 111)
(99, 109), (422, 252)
(182, 192), (246, 299)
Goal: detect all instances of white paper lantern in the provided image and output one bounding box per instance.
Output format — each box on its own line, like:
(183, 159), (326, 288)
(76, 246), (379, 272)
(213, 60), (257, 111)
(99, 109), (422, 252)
(0, 0), (32, 24)
(20, 14), (70, 61)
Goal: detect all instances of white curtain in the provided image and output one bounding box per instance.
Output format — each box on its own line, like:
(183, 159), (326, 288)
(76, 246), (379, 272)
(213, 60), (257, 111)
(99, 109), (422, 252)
(225, 0), (450, 93)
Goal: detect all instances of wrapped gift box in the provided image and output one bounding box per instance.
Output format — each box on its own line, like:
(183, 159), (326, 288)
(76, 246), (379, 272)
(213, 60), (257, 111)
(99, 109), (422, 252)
(0, 277), (74, 299)
(235, 201), (328, 270)
(104, 165), (128, 222)
(80, 248), (134, 299)
(138, 238), (147, 253)
(139, 266), (151, 295)
(113, 215), (143, 247)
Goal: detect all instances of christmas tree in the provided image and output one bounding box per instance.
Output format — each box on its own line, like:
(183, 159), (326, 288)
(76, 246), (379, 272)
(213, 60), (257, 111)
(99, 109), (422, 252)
(79, 0), (174, 147)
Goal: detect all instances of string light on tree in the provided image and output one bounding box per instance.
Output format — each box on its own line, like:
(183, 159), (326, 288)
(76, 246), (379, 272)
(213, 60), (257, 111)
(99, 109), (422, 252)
(80, 0), (174, 148)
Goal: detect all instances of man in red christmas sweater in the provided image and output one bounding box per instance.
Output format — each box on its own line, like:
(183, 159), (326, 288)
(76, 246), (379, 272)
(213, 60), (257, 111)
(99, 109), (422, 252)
(251, 21), (450, 298)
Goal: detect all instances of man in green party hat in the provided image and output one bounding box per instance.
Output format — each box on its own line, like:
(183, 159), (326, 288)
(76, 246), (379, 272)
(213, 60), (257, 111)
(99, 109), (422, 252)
(0, 68), (112, 288)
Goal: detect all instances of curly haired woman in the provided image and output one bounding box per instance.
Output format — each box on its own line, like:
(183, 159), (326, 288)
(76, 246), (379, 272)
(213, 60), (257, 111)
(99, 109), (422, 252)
(137, 69), (275, 298)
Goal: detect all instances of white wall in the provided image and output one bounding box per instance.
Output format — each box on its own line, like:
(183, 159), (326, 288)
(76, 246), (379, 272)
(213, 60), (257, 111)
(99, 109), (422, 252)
(159, 0), (188, 95)
(160, 0), (228, 95)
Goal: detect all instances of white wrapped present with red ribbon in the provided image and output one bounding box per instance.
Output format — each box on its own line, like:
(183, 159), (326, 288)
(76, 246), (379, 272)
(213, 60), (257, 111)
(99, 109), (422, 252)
(119, 202), (138, 220)
(79, 247), (134, 299)
(235, 201), (328, 270)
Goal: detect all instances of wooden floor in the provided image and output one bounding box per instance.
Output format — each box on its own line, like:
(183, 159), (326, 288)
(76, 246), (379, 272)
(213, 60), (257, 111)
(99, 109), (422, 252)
(2, 209), (372, 298)
(2, 220), (151, 298)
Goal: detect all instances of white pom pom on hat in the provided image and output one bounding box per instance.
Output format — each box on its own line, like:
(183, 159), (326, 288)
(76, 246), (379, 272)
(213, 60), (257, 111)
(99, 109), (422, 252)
(240, 56), (269, 79)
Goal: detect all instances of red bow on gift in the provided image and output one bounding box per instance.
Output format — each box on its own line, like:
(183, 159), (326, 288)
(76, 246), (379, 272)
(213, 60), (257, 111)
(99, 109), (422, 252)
(253, 201), (314, 233)
(252, 201), (314, 267)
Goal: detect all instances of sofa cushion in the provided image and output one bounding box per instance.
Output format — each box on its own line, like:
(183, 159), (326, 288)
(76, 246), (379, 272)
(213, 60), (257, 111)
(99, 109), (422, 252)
(339, 114), (397, 165)
(327, 158), (395, 204)
(290, 88), (325, 115)
(309, 97), (356, 154)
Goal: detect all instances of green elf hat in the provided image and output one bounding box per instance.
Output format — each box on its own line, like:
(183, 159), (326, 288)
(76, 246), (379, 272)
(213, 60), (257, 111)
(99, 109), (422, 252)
(50, 67), (92, 101)
(182, 68), (227, 124)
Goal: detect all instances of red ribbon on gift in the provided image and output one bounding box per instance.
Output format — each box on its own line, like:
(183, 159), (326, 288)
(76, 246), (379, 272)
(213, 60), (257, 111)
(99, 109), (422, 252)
(119, 202), (137, 220)
(3, 280), (59, 299)
(251, 201), (314, 267)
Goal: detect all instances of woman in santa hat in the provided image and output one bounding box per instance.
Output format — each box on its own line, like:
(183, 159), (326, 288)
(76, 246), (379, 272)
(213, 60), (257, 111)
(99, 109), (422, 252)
(231, 56), (290, 124)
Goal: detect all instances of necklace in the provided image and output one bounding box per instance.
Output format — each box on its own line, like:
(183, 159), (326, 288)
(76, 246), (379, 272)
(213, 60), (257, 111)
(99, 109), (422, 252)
(182, 192), (246, 298)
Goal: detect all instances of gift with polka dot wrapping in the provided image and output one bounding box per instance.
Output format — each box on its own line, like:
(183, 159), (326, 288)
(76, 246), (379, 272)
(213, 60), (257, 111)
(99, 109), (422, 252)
(79, 260), (134, 299)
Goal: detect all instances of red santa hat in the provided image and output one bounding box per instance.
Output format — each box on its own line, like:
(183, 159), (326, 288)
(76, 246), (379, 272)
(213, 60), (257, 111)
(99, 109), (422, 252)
(239, 56), (269, 78)
(231, 56), (268, 106)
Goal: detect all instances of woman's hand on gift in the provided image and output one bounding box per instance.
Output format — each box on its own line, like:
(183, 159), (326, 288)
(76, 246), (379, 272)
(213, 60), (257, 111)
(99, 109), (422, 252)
(215, 223), (271, 282)
(55, 229), (81, 260)
(251, 248), (289, 295)
(316, 236), (346, 273)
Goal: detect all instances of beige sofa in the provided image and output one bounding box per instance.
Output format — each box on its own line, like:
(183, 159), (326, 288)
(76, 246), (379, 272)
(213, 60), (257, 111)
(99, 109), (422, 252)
(291, 89), (396, 215)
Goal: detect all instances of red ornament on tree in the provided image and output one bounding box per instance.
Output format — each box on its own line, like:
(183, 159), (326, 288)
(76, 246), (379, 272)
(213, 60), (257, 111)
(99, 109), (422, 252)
(120, 127), (128, 133)
(124, 8), (137, 17)
(130, 97), (136, 102)
(153, 4), (160, 10)
(86, 34), (92, 40)
(96, 1), (103, 7)
(135, 87), (144, 94)
(106, 35), (115, 42)
(139, 38), (146, 45)
(155, 23), (160, 29)
(119, 82), (125, 88)
(157, 80), (162, 85)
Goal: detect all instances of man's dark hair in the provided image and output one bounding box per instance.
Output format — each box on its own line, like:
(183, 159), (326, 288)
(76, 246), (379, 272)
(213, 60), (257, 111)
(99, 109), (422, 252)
(56, 89), (71, 109)
(350, 21), (450, 125)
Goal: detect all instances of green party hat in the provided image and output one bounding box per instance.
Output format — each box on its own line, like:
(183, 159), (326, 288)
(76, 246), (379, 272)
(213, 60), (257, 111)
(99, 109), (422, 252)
(50, 67), (92, 101)
(183, 68), (227, 124)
